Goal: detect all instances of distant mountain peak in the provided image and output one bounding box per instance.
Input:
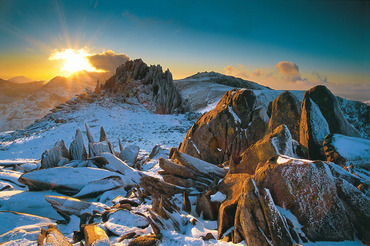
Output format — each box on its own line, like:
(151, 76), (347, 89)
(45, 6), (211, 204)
(8, 76), (36, 83)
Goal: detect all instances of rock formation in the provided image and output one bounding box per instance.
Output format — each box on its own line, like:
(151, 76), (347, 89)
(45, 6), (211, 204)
(179, 89), (269, 165)
(104, 59), (188, 114)
(266, 91), (301, 140)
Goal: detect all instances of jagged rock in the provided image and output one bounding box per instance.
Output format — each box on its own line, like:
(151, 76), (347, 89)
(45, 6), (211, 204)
(84, 224), (111, 246)
(266, 91), (301, 140)
(179, 89), (269, 165)
(233, 124), (295, 174)
(0, 169), (26, 190)
(85, 123), (95, 144)
(324, 134), (370, 170)
(305, 85), (360, 137)
(0, 181), (13, 191)
(182, 192), (191, 214)
(41, 140), (69, 169)
(253, 156), (353, 241)
(300, 96), (330, 160)
(335, 178), (370, 244)
(38, 225), (72, 246)
(18, 167), (126, 195)
(128, 235), (159, 246)
(195, 192), (219, 220)
(73, 176), (124, 198)
(104, 59), (188, 114)
(140, 176), (186, 199)
(45, 195), (107, 220)
(100, 126), (108, 142)
(89, 142), (111, 157)
(217, 173), (251, 239)
(69, 128), (87, 160)
(119, 144), (140, 167)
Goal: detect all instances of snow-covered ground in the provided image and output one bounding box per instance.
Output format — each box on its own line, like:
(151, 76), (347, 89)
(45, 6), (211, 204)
(0, 88), (367, 245)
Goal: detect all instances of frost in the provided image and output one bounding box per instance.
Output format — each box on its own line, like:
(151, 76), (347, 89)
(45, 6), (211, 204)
(228, 106), (241, 124)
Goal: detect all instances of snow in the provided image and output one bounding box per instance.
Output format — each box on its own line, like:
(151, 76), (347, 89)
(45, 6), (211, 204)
(308, 99), (330, 144)
(210, 191), (226, 203)
(330, 134), (370, 161)
(228, 106), (241, 124)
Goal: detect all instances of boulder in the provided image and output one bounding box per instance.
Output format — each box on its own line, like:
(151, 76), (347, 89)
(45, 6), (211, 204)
(299, 96), (330, 160)
(41, 140), (69, 169)
(323, 134), (370, 170)
(253, 156), (354, 241)
(305, 85), (360, 137)
(128, 235), (159, 246)
(69, 128), (87, 160)
(234, 124), (295, 174)
(178, 89), (269, 165)
(119, 144), (140, 167)
(38, 225), (72, 246)
(84, 224), (111, 246)
(140, 176), (186, 199)
(266, 91), (301, 140)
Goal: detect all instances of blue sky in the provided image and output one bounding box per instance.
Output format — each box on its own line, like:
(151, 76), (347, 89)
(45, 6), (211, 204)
(0, 0), (369, 100)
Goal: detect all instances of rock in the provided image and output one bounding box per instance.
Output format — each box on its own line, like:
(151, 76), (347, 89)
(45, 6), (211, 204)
(254, 156), (353, 241)
(234, 124), (295, 174)
(84, 224), (111, 246)
(0, 169), (26, 190)
(128, 235), (159, 246)
(73, 176), (124, 198)
(323, 134), (370, 170)
(69, 128), (87, 160)
(107, 209), (149, 229)
(299, 96), (330, 160)
(38, 225), (72, 246)
(104, 59), (188, 114)
(0, 190), (65, 220)
(45, 195), (107, 220)
(0, 211), (54, 235)
(202, 232), (215, 240)
(335, 178), (370, 244)
(305, 85), (360, 137)
(182, 192), (191, 214)
(119, 144), (140, 167)
(19, 167), (125, 195)
(99, 153), (142, 186)
(217, 173), (251, 239)
(41, 140), (69, 169)
(140, 176), (186, 199)
(266, 91), (301, 141)
(195, 192), (219, 220)
(85, 123), (95, 144)
(89, 142), (111, 157)
(99, 126), (108, 142)
(179, 89), (269, 165)
(0, 181), (13, 191)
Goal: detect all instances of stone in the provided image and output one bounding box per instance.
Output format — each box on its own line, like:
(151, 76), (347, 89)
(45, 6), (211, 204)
(305, 85), (360, 137)
(182, 192), (191, 214)
(299, 96), (330, 160)
(69, 128), (87, 160)
(38, 225), (72, 246)
(85, 123), (95, 144)
(253, 156), (354, 241)
(41, 140), (69, 169)
(84, 224), (111, 246)
(266, 91), (301, 140)
(140, 176), (186, 199)
(119, 144), (140, 167)
(179, 89), (269, 165)
(128, 235), (159, 246)
(234, 124), (295, 174)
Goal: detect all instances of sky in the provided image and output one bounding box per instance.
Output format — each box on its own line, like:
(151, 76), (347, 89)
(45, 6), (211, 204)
(0, 0), (369, 101)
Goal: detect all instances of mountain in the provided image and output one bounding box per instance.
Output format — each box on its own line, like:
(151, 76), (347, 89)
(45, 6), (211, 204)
(8, 76), (36, 83)
(0, 71), (111, 132)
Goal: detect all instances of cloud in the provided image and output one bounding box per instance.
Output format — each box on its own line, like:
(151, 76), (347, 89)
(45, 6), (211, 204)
(88, 50), (130, 73)
(275, 61), (301, 82)
(312, 71), (327, 83)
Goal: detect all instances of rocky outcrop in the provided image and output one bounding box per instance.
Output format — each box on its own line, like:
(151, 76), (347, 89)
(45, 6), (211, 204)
(232, 124), (295, 174)
(83, 224), (111, 246)
(266, 91), (301, 140)
(69, 128), (87, 160)
(38, 225), (72, 246)
(179, 89), (269, 165)
(299, 96), (330, 160)
(104, 59), (188, 114)
(304, 85), (360, 137)
(41, 140), (69, 169)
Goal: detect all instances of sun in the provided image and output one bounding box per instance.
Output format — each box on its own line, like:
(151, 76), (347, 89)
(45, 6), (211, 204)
(49, 49), (99, 73)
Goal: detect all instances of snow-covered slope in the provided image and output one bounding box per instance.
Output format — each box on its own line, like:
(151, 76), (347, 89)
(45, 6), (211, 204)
(0, 71), (111, 132)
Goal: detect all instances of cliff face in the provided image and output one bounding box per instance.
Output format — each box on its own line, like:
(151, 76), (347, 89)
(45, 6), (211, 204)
(104, 59), (189, 114)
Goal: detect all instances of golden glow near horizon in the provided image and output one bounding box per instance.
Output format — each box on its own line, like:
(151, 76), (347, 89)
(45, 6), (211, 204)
(49, 48), (102, 74)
